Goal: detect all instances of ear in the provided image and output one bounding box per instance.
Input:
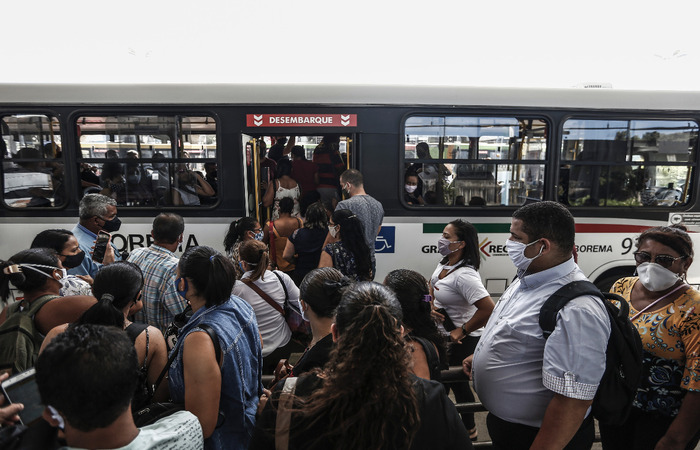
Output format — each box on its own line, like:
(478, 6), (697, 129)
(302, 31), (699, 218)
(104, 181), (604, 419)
(400, 324), (405, 337)
(331, 323), (339, 343)
(299, 299), (308, 312)
(150, 230), (155, 240)
(683, 256), (693, 275)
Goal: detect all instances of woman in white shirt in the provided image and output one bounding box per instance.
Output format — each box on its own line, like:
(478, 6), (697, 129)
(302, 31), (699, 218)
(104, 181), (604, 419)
(430, 219), (495, 441)
(232, 239), (306, 374)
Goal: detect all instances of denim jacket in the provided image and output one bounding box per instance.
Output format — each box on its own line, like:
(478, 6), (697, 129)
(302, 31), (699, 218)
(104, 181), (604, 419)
(169, 295), (263, 450)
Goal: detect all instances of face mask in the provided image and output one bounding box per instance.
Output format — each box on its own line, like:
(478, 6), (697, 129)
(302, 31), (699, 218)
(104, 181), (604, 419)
(21, 264), (67, 284)
(176, 277), (188, 298)
(253, 230), (264, 241)
(329, 225), (338, 238)
(239, 261), (246, 272)
(637, 262), (682, 291)
(100, 216), (121, 232)
(47, 405), (65, 431)
(405, 184), (418, 194)
(437, 237), (461, 257)
(297, 298), (308, 322)
(152, 162), (166, 171)
(342, 183), (351, 196)
(506, 238), (543, 274)
(61, 250), (85, 269)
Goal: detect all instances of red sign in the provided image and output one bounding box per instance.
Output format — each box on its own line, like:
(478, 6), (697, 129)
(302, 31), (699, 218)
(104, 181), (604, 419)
(246, 114), (357, 128)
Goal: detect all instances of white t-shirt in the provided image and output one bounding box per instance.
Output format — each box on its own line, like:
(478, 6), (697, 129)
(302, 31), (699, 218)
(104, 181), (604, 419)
(61, 410), (203, 450)
(430, 263), (490, 337)
(232, 270), (300, 356)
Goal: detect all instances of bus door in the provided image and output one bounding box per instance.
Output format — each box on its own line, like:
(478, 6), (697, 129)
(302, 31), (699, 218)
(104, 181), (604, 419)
(243, 134), (354, 224)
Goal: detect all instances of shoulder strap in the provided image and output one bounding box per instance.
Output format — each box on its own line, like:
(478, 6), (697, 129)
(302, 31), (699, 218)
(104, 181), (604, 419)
(242, 278), (286, 316)
(411, 336), (441, 381)
(125, 323), (148, 343)
(275, 377), (299, 450)
(151, 322), (222, 398)
(27, 294), (59, 316)
(295, 217), (302, 228)
(271, 271), (289, 303)
(539, 280), (603, 339)
(269, 222), (278, 267)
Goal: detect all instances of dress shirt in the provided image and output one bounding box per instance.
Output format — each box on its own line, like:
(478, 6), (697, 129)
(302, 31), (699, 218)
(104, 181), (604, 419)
(69, 224), (122, 277)
(472, 257), (610, 427)
(128, 245), (186, 332)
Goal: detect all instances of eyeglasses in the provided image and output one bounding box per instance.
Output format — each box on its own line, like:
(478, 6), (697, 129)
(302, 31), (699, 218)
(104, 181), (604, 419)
(633, 251), (686, 268)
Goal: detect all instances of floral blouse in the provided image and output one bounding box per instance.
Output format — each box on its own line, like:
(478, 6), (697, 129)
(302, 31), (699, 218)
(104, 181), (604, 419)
(611, 277), (700, 417)
(323, 241), (360, 281)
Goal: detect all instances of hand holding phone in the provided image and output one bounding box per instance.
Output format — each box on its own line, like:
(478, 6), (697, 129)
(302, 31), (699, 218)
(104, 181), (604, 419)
(92, 231), (111, 264)
(1, 369), (42, 426)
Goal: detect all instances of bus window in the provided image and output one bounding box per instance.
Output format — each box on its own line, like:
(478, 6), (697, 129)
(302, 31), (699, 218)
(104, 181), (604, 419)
(560, 119), (698, 207)
(404, 116), (547, 206)
(76, 115), (217, 207)
(1, 114), (64, 209)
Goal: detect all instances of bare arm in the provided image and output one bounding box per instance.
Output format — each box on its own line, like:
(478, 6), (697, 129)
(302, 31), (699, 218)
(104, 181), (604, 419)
(282, 239), (296, 264)
(530, 393), (592, 450)
(144, 327), (169, 402)
(318, 250), (333, 268)
(450, 296), (495, 343)
(192, 172), (215, 197)
(183, 331), (221, 438)
(283, 136), (296, 156)
(262, 180), (275, 207)
(654, 391), (700, 450)
(35, 296), (97, 335)
(39, 323), (69, 353)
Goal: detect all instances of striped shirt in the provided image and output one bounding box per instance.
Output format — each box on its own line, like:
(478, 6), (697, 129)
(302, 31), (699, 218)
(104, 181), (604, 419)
(128, 245), (186, 332)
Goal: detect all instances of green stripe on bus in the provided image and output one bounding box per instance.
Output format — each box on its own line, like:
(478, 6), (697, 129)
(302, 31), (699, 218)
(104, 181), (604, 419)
(423, 223), (511, 233)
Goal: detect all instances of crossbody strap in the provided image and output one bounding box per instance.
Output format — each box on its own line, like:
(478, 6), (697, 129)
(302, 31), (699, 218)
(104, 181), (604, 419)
(271, 271), (289, 303)
(242, 278), (286, 316)
(151, 322), (222, 398)
(275, 377), (298, 450)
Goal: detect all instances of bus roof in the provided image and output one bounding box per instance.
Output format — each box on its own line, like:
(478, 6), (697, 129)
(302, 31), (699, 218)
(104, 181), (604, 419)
(1, 83), (700, 111)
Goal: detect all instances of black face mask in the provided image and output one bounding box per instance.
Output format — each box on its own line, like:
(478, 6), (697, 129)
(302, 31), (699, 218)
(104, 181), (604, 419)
(61, 250), (85, 269)
(101, 216), (122, 232)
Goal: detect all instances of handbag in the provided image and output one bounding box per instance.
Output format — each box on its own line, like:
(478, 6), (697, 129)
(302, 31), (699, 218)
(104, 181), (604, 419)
(163, 304), (194, 352)
(133, 323), (221, 427)
(241, 272), (311, 339)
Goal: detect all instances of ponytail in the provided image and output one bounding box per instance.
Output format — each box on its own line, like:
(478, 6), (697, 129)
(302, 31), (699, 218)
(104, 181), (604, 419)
(224, 217), (258, 253)
(0, 249), (60, 303)
(239, 240), (269, 282)
(77, 294), (125, 328)
(180, 246), (236, 307)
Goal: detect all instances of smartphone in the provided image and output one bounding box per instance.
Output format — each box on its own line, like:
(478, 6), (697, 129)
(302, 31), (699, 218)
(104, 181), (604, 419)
(1, 368), (43, 426)
(435, 308), (456, 331)
(92, 230), (111, 264)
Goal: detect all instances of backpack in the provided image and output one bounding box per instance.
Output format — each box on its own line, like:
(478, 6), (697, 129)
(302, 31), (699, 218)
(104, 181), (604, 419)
(0, 294), (58, 375)
(539, 280), (643, 426)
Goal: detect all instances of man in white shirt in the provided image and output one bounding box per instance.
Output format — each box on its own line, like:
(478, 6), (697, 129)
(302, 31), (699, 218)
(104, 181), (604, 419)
(465, 201), (610, 450)
(36, 324), (203, 450)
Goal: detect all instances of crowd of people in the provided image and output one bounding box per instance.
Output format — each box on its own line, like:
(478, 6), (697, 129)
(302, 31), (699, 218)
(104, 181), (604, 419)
(0, 139), (698, 450)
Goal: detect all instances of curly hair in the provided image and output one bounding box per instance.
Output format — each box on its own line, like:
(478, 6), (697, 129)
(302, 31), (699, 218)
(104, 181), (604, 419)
(636, 224), (694, 259)
(384, 269), (447, 365)
(295, 282), (420, 449)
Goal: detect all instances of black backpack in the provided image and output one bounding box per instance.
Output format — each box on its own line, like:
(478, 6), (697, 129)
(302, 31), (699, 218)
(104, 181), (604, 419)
(539, 280), (643, 426)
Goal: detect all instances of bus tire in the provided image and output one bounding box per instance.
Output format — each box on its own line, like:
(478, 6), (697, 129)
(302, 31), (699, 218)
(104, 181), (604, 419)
(593, 268), (635, 292)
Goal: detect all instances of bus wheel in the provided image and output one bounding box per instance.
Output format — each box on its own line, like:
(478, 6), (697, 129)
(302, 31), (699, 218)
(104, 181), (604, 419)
(593, 268), (635, 292)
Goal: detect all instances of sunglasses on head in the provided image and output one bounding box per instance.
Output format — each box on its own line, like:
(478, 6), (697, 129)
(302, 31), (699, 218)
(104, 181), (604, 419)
(633, 251), (686, 268)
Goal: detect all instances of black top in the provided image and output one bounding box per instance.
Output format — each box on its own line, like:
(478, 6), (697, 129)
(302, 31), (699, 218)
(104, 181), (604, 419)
(289, 333), (334, 378)
(288, 227), (327, 283)
(249, 373), (471, 450)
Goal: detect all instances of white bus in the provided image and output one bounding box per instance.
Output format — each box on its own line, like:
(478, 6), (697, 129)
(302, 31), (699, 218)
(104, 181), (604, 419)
(1, 83), (699, 298)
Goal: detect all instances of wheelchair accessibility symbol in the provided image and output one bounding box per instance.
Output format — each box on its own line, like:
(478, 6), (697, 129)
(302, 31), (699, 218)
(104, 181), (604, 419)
(375, 226), (395, 253)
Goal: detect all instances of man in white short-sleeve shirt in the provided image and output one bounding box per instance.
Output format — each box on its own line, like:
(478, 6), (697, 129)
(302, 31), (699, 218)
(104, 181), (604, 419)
(466, 201), (610, 450)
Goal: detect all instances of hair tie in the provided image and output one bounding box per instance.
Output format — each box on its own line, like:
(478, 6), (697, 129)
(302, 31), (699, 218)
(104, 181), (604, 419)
(322, 277), (352, 296)
(422, 295), (432, 303)
(209, 255), (215, 262)
(100, 293), (115, 303)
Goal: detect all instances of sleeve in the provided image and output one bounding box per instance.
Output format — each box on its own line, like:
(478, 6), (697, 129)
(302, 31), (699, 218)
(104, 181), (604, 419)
(456, 268), (490, 305)
(542, 296), (611, 400)
(160, 266), (187, 316)
(680, 302), (700, 391)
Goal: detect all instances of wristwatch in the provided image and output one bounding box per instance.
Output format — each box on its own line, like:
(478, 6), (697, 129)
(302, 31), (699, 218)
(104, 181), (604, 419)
(461, 323), (468, 336)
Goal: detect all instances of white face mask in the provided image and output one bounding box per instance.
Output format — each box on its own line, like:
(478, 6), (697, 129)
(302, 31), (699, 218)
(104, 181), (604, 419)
(297, 298), (308, 322)
(637, 262), (682, 291)
(329, 225), (338, 238)
(405, 184), (418, 194)
(21, 264), (67, 284)
(506, 238), (543, 275)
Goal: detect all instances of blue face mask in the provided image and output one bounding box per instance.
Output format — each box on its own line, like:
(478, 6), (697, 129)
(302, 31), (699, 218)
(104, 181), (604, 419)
(175, 277), (188, 298)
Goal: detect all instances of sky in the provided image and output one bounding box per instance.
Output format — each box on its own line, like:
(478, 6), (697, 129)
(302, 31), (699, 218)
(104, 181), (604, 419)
(4, 0), (700, 90)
